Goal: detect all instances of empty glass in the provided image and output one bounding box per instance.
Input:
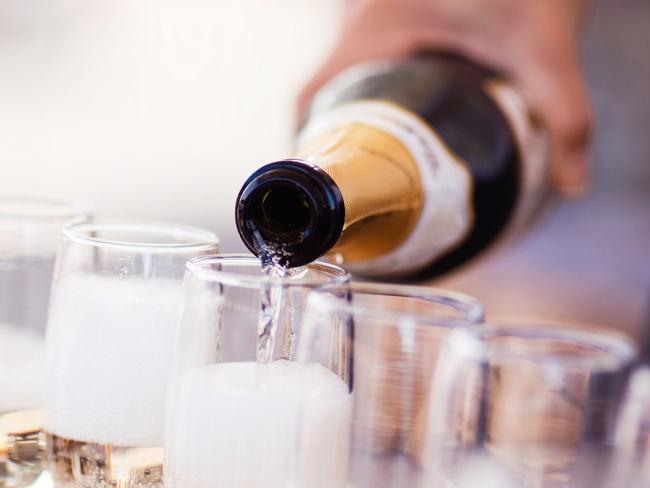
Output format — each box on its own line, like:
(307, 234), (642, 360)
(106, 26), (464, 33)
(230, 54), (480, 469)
(299, 282), (484, 487)
(1, 195), (91, 488)
(426, 323), (636, 488)
(44, 221), (219, 488)
(164, 254), (350, 488)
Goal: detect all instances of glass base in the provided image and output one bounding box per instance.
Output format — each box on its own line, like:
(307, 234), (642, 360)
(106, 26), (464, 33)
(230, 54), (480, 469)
(46, 434), (162, 488)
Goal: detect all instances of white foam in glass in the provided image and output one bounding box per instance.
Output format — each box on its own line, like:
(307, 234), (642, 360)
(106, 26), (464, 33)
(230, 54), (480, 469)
(44, 273), (192, 447)
(165, 360), (352, 488)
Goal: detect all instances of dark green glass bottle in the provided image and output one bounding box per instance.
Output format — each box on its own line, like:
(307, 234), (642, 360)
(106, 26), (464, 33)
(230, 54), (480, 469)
(236, 53), (547, 279)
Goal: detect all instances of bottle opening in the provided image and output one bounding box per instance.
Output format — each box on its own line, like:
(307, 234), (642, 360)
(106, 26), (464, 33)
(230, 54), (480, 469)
(257, 186), (311, 235)
(235, 159), (345, 268)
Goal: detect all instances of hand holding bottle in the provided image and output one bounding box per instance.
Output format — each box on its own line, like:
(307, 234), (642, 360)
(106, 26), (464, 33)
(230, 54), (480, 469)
(299, 0), (592, 195)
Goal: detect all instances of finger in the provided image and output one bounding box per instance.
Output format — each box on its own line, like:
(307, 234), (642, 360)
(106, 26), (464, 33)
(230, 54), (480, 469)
(514, 45), (593, 196)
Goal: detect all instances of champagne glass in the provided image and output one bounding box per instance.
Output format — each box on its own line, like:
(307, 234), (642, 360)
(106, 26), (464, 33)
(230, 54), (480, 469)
(426, 323), (636, 488)
(164, 254), (350, 488)
(44, 221), (218, 488)
(298, 282), (484, 487)
(0, 195), (91, 488)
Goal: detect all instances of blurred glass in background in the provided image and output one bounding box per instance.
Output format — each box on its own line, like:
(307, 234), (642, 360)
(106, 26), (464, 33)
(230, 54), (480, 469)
(0, 196), (90, 488)
(302, 282), (483, 487)
(426, 322), (636, 488)
(0, 196), (90, 413)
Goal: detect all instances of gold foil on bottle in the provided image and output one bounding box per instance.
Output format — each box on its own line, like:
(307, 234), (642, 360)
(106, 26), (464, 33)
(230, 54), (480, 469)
(297, 122), (424, 262)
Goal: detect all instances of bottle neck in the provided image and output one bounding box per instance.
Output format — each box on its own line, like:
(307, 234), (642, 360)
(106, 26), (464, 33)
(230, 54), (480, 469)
(235, 116), (425, 268)
(296, 118), (424, 262)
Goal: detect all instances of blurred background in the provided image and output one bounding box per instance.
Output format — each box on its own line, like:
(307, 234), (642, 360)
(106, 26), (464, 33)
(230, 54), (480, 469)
(0, 0), (648, 338)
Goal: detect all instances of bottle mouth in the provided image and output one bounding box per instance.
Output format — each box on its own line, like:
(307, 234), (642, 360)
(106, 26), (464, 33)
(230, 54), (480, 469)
(235, 159), (345, 268)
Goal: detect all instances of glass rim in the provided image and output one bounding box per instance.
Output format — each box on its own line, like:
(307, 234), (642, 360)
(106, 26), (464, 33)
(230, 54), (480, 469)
(63, 221), (219, 252)
(447, 323), (637, 371)
(186, 254), (350, 289)
(308, 281), (485, 325)
(0, 194), (93, 221)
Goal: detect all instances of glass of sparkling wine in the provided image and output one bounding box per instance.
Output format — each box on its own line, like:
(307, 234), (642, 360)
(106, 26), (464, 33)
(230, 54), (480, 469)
(164, 254), (350, 488)
(43, 222), (219, 488)
(425, 323), (636, 488)
(0, 195), (91, 487)
(299, 283), (484, 487)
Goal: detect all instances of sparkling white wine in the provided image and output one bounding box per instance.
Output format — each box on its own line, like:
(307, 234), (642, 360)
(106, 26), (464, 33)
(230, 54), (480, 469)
(256, 245), (308, 364)
(236, 54), (546, 278)
(165, 360), (352, 488)
(45, 274), (186, 446)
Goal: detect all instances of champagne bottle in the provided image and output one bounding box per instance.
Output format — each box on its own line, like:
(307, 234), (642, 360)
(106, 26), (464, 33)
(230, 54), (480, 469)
(235, 53), (547, 279)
